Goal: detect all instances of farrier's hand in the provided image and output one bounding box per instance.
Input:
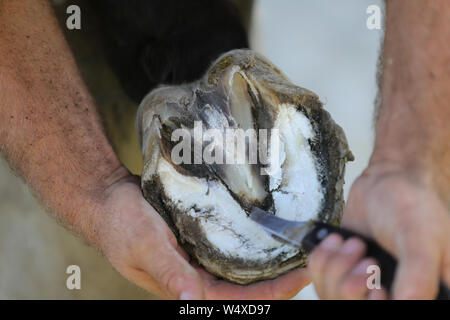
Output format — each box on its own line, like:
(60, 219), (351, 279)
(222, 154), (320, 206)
(308, 163), (450, 299)
(308, 0), (450, 301)
(96, 174), (310, 300)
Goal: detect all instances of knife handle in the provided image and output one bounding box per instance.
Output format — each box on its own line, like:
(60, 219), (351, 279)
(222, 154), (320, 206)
(301, 222), (449, 300)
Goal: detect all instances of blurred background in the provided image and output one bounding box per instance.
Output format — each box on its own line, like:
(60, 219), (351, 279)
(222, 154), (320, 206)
(0, 0), (383, 299)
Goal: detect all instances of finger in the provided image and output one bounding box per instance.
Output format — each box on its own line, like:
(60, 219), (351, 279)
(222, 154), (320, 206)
(338, 258), (377, 299)
(308, 234), (344, 299)
(127, 198), (206, 300)
(367, 287), (388, 300)
(322, 238), (367, 299)
(267, 268), (311, 299)
(393, 229), (441, 299)
(199, 267), (310, 300)
(140, 237), (205, 300)
(126, 267), (171, 299)
(307, 234), (344, 299)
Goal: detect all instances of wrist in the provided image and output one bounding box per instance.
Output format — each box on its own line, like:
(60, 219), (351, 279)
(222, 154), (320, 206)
(369, 146), (449, 206)
(85, 164), (134, 245)
(56, 163), (132, 251)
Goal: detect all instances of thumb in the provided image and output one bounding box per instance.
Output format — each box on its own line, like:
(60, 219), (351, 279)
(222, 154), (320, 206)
(393, 227), (441, 299)
(143, 239), (205, 299)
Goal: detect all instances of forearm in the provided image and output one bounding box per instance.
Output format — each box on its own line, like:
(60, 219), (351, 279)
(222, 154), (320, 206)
(0, 0), (128, 244)
(373, 0), (450, 203)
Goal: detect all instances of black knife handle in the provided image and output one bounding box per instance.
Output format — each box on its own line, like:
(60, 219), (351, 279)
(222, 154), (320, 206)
(301, 222), (449, 300)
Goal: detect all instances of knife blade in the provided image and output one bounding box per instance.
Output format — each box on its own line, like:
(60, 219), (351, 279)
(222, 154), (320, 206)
(249, 208), (313, 248)
(249, 207), (449, 300)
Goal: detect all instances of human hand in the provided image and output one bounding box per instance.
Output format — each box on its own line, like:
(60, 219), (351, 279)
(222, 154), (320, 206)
(96, 173), (310, 300)
(308, 163), (450, 299)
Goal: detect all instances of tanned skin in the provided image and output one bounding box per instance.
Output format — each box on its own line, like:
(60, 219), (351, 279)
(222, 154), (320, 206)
(308, 0), (450, 299)
(0, 0), (309, 299)
(1, 0), (448, 300)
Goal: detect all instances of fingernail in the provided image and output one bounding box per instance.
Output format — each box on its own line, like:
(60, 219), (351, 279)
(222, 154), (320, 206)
(320, 234), (343, 250)
(340, 238), (365, 255)
(180, 291), (194, 300)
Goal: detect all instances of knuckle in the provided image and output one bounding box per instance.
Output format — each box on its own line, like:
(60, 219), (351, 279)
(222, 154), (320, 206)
(159, 267), (180, 295)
